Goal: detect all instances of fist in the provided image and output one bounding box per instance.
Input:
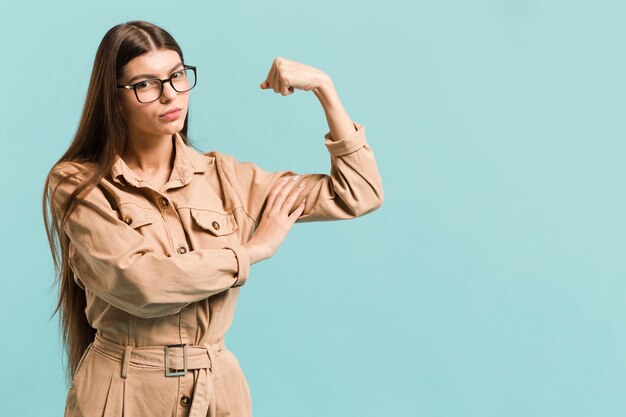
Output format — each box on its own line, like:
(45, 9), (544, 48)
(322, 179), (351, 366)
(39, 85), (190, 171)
(259, 57), (329, 96)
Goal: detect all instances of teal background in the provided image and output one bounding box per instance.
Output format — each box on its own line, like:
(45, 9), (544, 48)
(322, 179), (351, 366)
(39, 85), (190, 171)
(1, 0), (625, 416)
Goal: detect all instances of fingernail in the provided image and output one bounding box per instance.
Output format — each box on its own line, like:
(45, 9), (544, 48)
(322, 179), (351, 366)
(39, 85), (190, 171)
(298, 183), (305, 188)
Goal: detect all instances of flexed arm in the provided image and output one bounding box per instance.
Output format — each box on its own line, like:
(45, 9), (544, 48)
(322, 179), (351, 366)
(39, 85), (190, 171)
(220, 57), (384, 226)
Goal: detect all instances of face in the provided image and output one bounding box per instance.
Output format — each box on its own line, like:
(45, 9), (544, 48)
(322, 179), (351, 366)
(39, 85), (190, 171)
(117, 48), (189, 141)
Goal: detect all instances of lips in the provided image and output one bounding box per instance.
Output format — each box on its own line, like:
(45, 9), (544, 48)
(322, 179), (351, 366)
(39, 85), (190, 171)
(160, 107), (182, 117)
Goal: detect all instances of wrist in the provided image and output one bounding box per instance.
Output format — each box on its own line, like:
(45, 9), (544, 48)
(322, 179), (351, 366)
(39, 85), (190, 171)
(312, 76), (340, 110)
(243, 241), (269, 264)
(312, 74), (333, 95)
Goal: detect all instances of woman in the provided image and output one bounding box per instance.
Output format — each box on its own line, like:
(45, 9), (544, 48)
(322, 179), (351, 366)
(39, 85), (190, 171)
(43, 20), (383, 417)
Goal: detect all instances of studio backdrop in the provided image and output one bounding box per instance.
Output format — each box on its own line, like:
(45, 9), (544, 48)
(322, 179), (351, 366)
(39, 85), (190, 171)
(1, 1), (625, 416)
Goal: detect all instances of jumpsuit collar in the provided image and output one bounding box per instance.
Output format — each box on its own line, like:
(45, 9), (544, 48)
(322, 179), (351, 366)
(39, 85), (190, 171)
(111, 131), (214, 188)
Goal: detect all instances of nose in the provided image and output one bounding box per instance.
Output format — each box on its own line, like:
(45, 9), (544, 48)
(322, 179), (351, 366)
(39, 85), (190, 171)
(161, 81), (178, 101)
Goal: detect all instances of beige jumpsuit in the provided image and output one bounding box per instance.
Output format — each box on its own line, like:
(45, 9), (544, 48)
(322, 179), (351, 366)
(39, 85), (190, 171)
(48, 121), (383, 417)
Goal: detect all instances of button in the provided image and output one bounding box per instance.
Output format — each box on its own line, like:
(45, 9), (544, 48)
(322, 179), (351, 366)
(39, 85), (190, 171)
(177, 246), (187, 254)
(123, 216), (133, 225)
(180, 395), (191, 407)
(160, 197), (169, 207)
(212, 221), (220, 230)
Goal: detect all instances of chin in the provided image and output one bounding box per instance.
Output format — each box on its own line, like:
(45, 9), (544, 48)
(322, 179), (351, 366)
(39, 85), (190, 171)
(160, 121), (185, 135)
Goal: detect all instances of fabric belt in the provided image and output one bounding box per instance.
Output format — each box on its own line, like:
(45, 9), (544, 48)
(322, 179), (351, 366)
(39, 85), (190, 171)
(92, 332), (225, 417)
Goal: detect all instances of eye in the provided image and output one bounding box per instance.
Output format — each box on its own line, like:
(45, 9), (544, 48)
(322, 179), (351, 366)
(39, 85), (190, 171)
(136, 80), (159, 90)
(171, 70), (184, 79)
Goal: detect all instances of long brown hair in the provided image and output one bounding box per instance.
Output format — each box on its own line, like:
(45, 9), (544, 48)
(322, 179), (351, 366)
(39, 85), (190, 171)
(42, 20), (193, 386)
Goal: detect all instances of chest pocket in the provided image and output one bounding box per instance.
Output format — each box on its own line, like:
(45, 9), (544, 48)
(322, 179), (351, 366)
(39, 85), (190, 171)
(117, 203), (155, 229)
(190, 208), (239, 236)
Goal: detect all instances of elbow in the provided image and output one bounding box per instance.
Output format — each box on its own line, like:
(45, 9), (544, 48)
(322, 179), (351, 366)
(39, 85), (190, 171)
(371, 184), (384, 211)
(77, 250), (188, 319)
(348, 192), (383, 218)
(372, 192), (384, 212)
(131, 295), (188, 321)
(123, 290), (187, 319)
(354, 182), (384, 217)
(359, 194), (383, 216)
(111, 265), (186, 319)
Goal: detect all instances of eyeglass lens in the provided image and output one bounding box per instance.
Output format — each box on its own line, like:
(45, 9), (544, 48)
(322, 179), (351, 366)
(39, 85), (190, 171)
(136, 68), (197, 103)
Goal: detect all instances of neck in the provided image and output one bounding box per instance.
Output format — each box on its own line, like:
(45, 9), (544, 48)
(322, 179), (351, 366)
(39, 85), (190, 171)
(121, 132), (176, 175)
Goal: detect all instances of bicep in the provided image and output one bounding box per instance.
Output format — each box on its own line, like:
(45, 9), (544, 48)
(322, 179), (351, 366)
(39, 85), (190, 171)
(226, 121), (383, 224)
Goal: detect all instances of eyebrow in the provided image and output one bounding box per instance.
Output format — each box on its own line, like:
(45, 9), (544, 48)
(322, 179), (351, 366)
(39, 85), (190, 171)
(128, 62), (184, 84)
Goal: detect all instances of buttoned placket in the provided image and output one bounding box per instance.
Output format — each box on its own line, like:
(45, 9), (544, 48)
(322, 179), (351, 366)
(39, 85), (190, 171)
(109, 134), (214, 350)
(111, 134), (205, 258)
(112, 168), (180, 257)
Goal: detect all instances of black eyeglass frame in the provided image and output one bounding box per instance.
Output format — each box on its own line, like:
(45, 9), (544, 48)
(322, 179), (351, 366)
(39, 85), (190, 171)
(117, 65), (197, 103)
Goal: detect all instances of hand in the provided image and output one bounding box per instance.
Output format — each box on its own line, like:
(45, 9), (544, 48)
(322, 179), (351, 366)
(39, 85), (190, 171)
(244, 175), (307, 263)
(259, 57), (329, 96)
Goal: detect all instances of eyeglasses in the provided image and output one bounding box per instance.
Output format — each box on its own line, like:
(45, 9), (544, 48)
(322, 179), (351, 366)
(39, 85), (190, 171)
(117, 65), (197, 103)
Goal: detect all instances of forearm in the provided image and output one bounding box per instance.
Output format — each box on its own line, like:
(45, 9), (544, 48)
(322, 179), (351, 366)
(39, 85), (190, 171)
(312, 76), (358, 141)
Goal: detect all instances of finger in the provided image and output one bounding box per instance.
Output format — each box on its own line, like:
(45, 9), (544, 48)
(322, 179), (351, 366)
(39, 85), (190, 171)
(262, 61), (275, 90)
(287, 198), (306, 223)
(280, 75), (291, 96)
(273, 175), (300, 211)
(271, 64), (280, 93)
(267, 176), (292, 207)
(260, 71), (271, 89)
(266, 177), (291, 211)
(280, 181), (305, 215)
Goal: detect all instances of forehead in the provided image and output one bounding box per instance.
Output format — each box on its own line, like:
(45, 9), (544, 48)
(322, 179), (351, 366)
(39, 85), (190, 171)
(122, 48), (181, 76)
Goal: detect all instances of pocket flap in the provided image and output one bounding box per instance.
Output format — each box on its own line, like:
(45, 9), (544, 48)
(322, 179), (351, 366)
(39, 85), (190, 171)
(117, 203), (154, 229)
(190, 208), (238, 236)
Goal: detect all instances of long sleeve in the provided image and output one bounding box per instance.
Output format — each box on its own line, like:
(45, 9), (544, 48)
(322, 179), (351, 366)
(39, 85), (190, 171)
(219, 120), (384, 226)
(47, 164), (250, 319)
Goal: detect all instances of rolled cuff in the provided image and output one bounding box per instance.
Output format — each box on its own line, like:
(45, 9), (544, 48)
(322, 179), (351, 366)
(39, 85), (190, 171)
(225, 243), (250, 287)
(324, 121), (367, 157)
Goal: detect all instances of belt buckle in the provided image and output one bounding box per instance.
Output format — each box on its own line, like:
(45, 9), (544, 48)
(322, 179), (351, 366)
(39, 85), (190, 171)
(164, 343), (188, 377)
